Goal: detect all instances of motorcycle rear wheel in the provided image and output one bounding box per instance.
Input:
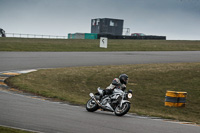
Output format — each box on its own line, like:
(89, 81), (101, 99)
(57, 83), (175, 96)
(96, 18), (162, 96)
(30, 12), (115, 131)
(86, 98), (99, 112)
(114, 103), (130, 116)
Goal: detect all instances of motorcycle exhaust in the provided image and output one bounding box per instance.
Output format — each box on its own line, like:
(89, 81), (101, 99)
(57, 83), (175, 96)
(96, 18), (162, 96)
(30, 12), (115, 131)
(89, 93), (103, 107)
(89, 93), (114, 112)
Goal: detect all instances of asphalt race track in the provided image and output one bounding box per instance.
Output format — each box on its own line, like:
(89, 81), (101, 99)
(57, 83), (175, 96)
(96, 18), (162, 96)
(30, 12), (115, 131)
(0, 51), (200, 133)
(0, 51), (200, 72)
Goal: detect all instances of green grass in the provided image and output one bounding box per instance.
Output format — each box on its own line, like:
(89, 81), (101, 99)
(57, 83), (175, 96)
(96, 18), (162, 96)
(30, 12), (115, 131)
(6, 63), (200, 123)
(0, 38), (200, 51)
(0, 126), (33, 133)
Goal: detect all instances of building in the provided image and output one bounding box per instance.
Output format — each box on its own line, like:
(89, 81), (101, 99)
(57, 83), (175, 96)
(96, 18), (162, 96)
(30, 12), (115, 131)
(68, 18), (166, 40)
(68, 33), (97, 39)
(91, 18), (124, 36)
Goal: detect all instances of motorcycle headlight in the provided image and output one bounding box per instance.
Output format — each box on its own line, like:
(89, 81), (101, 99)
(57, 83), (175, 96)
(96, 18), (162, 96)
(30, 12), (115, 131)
(128, 93), (132, 99)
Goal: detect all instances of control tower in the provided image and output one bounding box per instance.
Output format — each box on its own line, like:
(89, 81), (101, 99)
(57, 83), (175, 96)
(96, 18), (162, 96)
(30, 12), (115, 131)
(91, 18), (124, 36)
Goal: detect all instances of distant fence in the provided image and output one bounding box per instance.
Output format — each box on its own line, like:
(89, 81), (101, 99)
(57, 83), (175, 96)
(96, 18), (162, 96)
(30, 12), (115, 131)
(5, 33), (67, 39)
(4, 33), (166, 40)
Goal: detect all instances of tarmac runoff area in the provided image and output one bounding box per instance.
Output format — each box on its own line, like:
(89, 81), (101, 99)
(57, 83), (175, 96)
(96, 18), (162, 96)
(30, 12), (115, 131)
(0, 69), (200, 129)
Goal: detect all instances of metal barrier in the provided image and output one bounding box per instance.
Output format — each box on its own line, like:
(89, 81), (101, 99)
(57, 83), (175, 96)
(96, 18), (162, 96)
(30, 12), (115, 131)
(5, 33), (67, 39)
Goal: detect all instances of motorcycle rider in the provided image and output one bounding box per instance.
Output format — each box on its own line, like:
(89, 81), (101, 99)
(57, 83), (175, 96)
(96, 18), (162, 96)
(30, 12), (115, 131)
(102, 74), (129, 97)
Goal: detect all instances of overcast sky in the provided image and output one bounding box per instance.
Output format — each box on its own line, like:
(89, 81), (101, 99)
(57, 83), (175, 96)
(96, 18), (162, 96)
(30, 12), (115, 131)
(0, 0), (200, 40)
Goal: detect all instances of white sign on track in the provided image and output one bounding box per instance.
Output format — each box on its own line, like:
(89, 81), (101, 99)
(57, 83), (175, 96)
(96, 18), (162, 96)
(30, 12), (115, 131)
(100, 37), (108, 48)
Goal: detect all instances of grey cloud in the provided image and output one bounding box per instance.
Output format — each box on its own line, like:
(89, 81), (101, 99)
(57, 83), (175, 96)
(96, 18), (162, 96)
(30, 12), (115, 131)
(0, 0), (199, 40)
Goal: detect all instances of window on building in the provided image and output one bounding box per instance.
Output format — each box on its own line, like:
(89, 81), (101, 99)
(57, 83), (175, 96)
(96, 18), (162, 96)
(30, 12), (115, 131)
(110, 20), (115, 26)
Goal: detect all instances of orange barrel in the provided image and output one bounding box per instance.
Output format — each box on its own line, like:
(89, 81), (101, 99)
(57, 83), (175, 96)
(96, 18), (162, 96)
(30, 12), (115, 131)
(165, 91), (187, 107)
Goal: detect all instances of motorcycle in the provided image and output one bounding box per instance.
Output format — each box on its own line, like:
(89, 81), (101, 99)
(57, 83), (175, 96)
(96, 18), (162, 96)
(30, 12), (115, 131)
(86, 87), (132, 116)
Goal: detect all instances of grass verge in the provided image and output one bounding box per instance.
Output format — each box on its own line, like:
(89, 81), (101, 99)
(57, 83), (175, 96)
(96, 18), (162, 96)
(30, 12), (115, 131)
(6, 63), (200, 123)
(0, 38), (200, 51)
(0, 126), (33, 133)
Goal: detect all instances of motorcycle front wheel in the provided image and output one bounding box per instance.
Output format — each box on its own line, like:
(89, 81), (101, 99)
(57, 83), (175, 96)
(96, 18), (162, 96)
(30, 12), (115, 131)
(86, 98), (99, 112)
(114, 103), (130, 116)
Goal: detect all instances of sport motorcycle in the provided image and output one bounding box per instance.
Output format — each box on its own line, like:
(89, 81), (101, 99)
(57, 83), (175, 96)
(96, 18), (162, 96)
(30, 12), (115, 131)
(86, 87), (132, 116)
